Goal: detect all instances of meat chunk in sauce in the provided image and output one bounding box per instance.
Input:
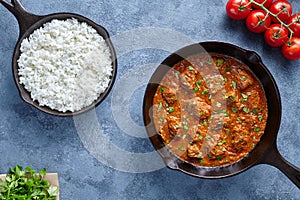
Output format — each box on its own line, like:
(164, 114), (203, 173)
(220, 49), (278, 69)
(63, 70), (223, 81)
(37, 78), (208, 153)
(167, 116), (181, 137)
(187, 144), (202, 158)
(153, 53), (268, 167)
(181, 97), (211, 119)
(179, 64), (199, 90)
(231, 67), (254, 90)
(161, 88), (177, 105)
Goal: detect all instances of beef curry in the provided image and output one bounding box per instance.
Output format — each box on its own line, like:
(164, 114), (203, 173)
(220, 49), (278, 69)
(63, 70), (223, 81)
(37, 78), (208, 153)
(153, 53), (268, 167)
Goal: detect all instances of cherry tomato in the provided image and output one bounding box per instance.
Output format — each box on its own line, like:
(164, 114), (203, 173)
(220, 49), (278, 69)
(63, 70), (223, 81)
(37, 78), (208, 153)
(288, 14), (300, 37)
(246, 10), (271, 33)
(252, 0), (273, 9)
(226, 0), (252, 20)
(282, 37), (300, 60)
(264, 24), (289, 47)
(269, 0), (292, 23)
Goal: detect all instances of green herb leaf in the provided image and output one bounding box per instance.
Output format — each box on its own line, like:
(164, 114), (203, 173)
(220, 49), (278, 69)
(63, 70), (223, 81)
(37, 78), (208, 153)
(243, 107), (250, 113)
(217, 156), (223, 161)
(188, 66), (194, 71)
(183, 125), (189, 131)
(232, 81), (237, 89)
(194, 87), (199, 93)
(158, 102), (163, 109)
(253, 108), (259, 115)
(225, 111), (229, 117)
(217, 59), (223, 66)
(202, 89), (209, 95)
(254, 127), (261, 132)
(237, 117), (242, 124)
(167, 107), (175, 113)
(178, 146), (185, 151)
(241, 93), (248, 99)
(173, 71), (179, 79)
(0, 166), (58, 199)
(231, 107), (238, 113)
(39, 168), (47, 178)
(207, 58), (213, 64)
(198, 152), (203, 159)
(216, 102), (222, 108)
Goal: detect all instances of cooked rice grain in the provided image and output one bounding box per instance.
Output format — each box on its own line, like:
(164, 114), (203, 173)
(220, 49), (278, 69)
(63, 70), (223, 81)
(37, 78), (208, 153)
(17, 18), (113, 112)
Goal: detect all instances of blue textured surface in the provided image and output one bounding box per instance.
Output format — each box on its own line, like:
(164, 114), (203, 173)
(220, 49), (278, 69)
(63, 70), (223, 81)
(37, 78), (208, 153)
(0, 0), (299, 199)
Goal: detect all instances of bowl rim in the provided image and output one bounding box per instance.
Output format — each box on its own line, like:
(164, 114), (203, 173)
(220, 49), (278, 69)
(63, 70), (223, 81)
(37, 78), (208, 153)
(12, 13), (118, 117)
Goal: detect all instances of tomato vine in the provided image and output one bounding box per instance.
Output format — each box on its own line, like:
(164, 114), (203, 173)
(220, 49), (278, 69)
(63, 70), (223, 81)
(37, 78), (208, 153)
(226, 0), (300, 60)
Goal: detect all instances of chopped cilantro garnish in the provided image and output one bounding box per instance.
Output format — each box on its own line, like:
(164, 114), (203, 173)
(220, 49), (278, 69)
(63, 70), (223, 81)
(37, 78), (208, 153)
(202, 89), (209, 95)
(241, 93), (248, 99)
(253, 108), (259, 115)
(254, 127), (261, 132)
(243, 107), (250, 113)
(231, 107), (238, 113)
(174, 71), (179, 79)
(167, 107), (175, 113)
(217, 156), (223, 161)
(188, 66), (194, 71)
(158, 102), (163, 109)
(207, 58), (213, 64)
(196, 80), (202, 87)
(232, 81), (237, 89)
(217, 59), (223, 66)
(178, 146), (185, 151)
(183, 125), (189, 131)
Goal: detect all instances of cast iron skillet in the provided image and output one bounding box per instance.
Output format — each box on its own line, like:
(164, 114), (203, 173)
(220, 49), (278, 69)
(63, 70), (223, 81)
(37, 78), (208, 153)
(143, 41), (300, 189)
(0, 0), (117, 117)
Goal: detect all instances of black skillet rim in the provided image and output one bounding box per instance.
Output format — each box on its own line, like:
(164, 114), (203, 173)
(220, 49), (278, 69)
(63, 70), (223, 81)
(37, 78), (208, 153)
(143, 41), (282, 178)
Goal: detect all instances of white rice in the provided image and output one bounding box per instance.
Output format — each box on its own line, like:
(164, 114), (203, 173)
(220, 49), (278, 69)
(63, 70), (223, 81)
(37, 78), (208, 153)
(17, 18), (113, 113)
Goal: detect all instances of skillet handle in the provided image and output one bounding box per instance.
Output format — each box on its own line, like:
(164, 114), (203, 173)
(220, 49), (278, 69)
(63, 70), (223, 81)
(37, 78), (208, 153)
(0, 0), (42, 38)
(259, 143), (300, 189)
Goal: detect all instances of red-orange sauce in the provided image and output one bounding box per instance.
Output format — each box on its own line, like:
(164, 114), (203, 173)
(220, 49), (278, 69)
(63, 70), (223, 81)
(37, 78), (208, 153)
(153, 53), (268, 167)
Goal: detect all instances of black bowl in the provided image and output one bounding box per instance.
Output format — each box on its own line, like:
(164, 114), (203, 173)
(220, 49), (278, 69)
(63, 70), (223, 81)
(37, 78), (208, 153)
(1, 0), (117, 116)
(143, 41), (300, 188)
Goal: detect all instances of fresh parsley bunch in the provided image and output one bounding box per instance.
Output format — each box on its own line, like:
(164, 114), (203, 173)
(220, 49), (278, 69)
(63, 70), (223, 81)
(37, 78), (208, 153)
(0, 165), (58, 200)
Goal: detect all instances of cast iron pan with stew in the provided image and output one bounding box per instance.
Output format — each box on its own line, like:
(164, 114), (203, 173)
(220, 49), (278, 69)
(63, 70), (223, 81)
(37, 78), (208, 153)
(0, 0), (117, 116)
(143, 41), (300, 189)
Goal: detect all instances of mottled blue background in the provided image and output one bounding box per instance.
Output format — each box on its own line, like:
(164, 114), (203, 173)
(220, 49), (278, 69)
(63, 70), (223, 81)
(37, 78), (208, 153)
(0, 0), (299, 199)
